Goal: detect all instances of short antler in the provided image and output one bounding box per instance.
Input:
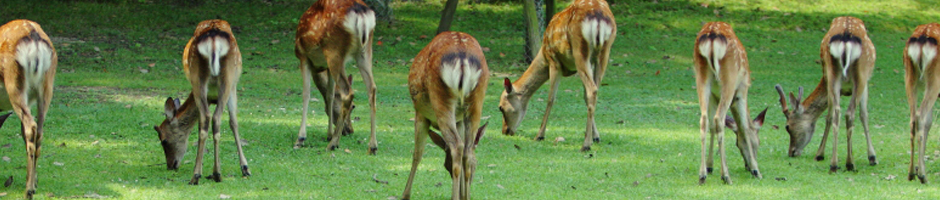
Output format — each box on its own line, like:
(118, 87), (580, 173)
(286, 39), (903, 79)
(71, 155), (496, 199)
(774, 84), (789, 117)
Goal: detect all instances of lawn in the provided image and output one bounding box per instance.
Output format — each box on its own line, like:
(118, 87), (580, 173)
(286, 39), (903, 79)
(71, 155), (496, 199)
(1, 0), (940, 199)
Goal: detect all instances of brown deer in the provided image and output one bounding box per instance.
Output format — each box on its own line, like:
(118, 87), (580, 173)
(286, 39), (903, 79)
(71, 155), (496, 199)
(0, 19), (56, 199)
(775, 17), (877, 172)
(904, 23), (940, 183)
(294, 0), (378, 154)
(401, 31), (488, 200)
(154, 19), (249, 185)
(498, 0), (615, 151)
(693, 22), (767, 184)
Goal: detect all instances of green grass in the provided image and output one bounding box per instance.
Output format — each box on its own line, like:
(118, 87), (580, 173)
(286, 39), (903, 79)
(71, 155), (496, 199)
(1, 0), (940, 199)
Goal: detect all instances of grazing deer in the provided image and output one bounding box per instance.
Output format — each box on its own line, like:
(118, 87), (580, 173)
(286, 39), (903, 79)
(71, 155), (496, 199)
(904, 23), (940, 183)
(775, 17), (877, 172)
(154, 19), (249, 185)
(498, 0), (615, 151)
(693, 22), (767, 184)
(402, 31), (489, 200)
(0, 19), (56, 199)
(294, 0), (378, 154)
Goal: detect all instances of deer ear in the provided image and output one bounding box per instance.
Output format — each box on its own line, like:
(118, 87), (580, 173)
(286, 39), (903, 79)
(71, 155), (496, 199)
(753, 107), (768, 128)
(0, 112), (12, 130)
(428, 130), (447, 150)
(173, 98), (181, 109)
(164, 97), (177, 118)
(474, 122), (488, 146)
(503, 78), (513, 93)
(724, 115), (738, 130)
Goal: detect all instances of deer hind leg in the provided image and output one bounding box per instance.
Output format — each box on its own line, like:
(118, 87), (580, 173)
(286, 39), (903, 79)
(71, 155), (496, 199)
(590, 42), (612, 142)
(843, 89), (858, 171)
(574, 46), (599, 152)
(714, 81), (738, 184)
(915, 80), (940, 183)
(697, 77), (713, 184)
(535, 65), (560, 141)
(731, 94), (760, 179)
(325, 59), (344, 151)
(857, 80), (877, 165)
(826, 75), (843, 173)
(295, 59), (313, 148)
(356, 44), (378, 155)
(401, 114), (430, 200)
(225, 84), (250, 177)
(7, 86), (38, 197)
(189, 81), (212, 185)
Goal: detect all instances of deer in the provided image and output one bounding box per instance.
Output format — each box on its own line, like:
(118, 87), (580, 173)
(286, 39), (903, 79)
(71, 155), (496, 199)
(401, 31), (489, 200)
(693, 22), (767, 185)
(904, 23), (940, 184)
(775, 16), (877, 173)
(0, 19), (57, 199)
(153, 19), (249, 185)
(294, 0), (378, 154)
(498, 0), (615, 152)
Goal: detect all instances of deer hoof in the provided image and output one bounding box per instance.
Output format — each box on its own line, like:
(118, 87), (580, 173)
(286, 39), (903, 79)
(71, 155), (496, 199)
(829, 165), (840, 173)
(720, 176), (731, 184)
(208, 172), (222, 182)
(327, 145), (339, 151)
(909, 173), (917, 181)
(846, 163), (856, 171)
(706, 167), (713, 174)
(868, 155), (878, 165)
(815, 155), (824, 161)
(25, 189), (35, 200)
(751, 170), (762, 179)
(580, 146), (591, 152)
(368, 147), (378, 155)
(241, 165), (251, 177)
(294, 137), (306, 149)
(534, 136), (545, 141)
(698, 176), (706, 184)
(919, 175), (928, 184)
(188, 174), (202, 185)
(342, 125), (354, 136)
(593, 137), (600, 143)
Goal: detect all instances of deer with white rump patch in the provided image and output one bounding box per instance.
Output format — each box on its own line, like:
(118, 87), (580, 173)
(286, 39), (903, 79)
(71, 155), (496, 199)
(402, 32), (489, 200)
(498, 0), (615, 151)
(0, 19), (56, 199)
(775, 16), (877, 172)
(904, 23), (940, 183)
(294, 0), (378, 154)
(154, 19), (249, 185)
(693, 22), (767, 184)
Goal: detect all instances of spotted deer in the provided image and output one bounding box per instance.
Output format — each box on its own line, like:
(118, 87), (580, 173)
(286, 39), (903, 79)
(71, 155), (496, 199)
(693, 22), (767, 184)
(904, 23), (940, 183)
(402, 32), (489, 200)
(154, 19), (249, 185)
(0, 19), (56, 199)
(498, 0), (615, 151)
(775, 17), (877, 172)
(294, 0), (378, 154)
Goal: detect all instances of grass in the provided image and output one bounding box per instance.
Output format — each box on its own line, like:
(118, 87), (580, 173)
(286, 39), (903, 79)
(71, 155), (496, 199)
(1, 0), (940, 199)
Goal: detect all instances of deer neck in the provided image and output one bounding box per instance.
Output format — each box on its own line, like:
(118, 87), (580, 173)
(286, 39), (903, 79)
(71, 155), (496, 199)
(174, 92), (201, 132)
(800, 77), (830, 120)
(513, 50), (551, 101)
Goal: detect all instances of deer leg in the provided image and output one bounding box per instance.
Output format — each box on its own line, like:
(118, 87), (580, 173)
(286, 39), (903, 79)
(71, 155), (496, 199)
(401, 114), (429, 200)
(732, 95), (760, 179)
(356, 43), (378, 155)
(697, 77), (713, 184)
(226, 91), (250, 177)
(7, 85), (37, 197)
(189, 82), (211, 185)
(535, 67), (559, 141)
(575, 47), (598, 152)
(857, 81), (877, 165)
(814, 117), (832, 161)
(714, 81), (737, 184)
(844, 90), (858, 171)
(827, 74), (843, 173)
(916, 82), (940, 183)
(295, 59), (313, 148)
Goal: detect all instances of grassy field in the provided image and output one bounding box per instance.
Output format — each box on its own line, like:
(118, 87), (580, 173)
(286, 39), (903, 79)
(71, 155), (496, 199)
(1, 0), (940, 199)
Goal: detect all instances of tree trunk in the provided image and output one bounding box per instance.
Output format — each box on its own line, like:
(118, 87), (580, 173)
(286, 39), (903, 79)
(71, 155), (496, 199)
(522, 0), (541, 63)
(543, 0), (555, 29)
(436, 0), (460, 34)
